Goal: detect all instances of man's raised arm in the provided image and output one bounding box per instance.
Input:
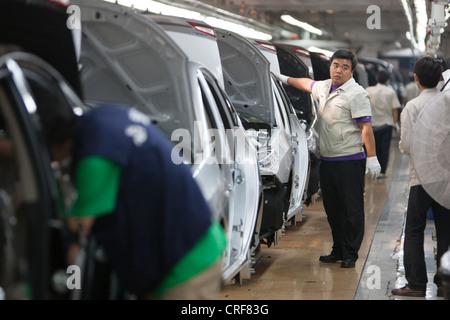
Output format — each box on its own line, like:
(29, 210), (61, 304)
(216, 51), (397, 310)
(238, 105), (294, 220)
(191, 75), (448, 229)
(274, 73), (314, 93)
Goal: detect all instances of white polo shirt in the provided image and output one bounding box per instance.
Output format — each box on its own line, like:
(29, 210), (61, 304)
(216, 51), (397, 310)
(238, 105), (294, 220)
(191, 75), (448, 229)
(311, 77), (372, 158)
(366, 83), (401, 127)
(399, 87), (440, 186)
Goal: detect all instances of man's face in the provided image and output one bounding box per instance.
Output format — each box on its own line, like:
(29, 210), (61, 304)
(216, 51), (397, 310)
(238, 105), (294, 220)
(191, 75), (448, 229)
(329, 58), (353, 86)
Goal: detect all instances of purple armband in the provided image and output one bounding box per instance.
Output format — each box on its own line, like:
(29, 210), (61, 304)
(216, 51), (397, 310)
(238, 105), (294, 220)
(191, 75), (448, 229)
(354, 116), (371, 124)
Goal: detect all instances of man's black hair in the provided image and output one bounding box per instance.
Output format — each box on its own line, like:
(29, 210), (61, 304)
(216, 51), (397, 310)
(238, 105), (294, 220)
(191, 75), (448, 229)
(414, 56), (443, 88)
(331, 49), (358, 71)
(377, 70), (390, 84)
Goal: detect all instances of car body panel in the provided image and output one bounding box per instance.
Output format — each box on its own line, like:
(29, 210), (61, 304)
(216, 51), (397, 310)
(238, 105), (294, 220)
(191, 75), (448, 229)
(271, 43), (321, 207)
(251, 40), (310, 220)
(215, 28), (274, 127)
(73, 0), (262, 283)
(215, 28), (294, 184)
(271, 77), (309, 219)
(147, 14), (262, 281)
(72, 0), (230, 224)
(0, 50), (87, 299)
(213, 29), (300, 245)
(273, 43), (316, 125)
(197, 68), (262, 281)
(0, 0), (89, 300)
(144, 14), (225, 88)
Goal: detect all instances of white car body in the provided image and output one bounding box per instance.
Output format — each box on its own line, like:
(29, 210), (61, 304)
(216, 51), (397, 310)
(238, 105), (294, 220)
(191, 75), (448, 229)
(145, 13), (262, 282)
(251, 40), (310, 221)
(72, 0), (261, 283)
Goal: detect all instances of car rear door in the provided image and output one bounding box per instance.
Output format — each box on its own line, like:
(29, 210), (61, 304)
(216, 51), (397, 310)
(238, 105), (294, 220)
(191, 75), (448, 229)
(198, 68), (262, 281)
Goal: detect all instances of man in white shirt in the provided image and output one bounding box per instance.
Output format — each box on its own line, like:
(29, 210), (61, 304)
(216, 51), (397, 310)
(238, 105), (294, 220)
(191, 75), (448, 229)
(393, 55), (450, 297)
(275, 49), (380, 268)
(402, 74), (420, 106)
(366, 70), (401, 177)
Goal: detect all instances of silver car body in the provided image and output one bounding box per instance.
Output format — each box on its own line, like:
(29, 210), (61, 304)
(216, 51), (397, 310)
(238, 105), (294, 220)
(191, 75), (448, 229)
(72, 0), (261, 282)
(251, 40), (310, 221)
(71, 0), (228, 222)
(145, 14), (262, 281)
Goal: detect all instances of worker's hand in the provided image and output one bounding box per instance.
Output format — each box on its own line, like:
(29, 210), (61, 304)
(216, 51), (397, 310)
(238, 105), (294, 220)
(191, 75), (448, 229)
(366, 156), (381, 179)
(394, 123), (400, 132)
(67, 242), (81, 265)
(274, 73), (289, 85)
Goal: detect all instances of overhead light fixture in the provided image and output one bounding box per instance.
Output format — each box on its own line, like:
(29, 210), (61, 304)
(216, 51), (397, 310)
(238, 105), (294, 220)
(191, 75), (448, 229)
(103, 0), (272, 40)
(280, 14), (323, 36)
(401, 0), (426, 52)
(414, 0), (427, 52)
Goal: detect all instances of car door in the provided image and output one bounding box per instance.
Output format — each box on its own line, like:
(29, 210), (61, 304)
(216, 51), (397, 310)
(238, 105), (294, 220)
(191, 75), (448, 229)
(274, 44), (316, 124)
(197, 67), (262, 281)
(272, 77), (309, 220)
(251, 40), (310, 222)
(0, 51), (85, 300)
(273, 45), (321, 207)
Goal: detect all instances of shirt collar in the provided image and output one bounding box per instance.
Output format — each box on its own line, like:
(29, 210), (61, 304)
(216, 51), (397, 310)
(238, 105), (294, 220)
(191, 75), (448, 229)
(327, 77), (356, 94)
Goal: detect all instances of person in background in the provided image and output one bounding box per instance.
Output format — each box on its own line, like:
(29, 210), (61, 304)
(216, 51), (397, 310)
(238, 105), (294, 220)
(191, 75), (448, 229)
(365, 70), (402, 177)
(402, 73), (420, 106)
(43, 99), (227, 300)
(393, 55), (450, 297)
(275, 49), (380, 268)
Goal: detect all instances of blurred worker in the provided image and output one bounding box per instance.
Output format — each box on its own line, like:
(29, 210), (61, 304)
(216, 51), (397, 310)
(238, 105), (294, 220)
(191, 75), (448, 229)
(366, 70), (401, 177)
(393, 56), (450, 297)
(402, 73), (420, 106)
(43, 100), (227, 299)
(275, 49), (380, 268)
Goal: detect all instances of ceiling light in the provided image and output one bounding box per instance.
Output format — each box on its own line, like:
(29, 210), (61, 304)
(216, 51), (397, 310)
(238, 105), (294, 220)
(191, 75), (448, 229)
(415, 0), (427, 52)
(280, 14), (323, 36)
(103, 0), (272, 40)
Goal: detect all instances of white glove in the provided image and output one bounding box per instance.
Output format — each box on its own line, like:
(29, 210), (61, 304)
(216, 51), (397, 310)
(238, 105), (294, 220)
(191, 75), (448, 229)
(394, 123), (400, 132)
(366, 156), (381, 179)
(274, 73), (289, 85)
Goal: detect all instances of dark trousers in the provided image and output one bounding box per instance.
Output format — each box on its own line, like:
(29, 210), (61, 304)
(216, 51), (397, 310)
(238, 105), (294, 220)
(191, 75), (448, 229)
(320, 159), (366, 261)
(373, 124), (393, 174)
(404, 185), (450, 291)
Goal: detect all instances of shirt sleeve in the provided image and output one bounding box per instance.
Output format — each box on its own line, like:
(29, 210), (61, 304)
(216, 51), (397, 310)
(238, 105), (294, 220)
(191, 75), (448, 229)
(70, 156), (122, 217)
(351, 91), (372, 119)
(390, 91), (402, 110)
(354, 116), (372, 124)
(399, 107), (413, 154)
(311, 80), (321, 101)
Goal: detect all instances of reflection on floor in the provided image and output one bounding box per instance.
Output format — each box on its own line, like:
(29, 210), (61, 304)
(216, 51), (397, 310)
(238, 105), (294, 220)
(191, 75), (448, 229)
(219, 137), (444, 300)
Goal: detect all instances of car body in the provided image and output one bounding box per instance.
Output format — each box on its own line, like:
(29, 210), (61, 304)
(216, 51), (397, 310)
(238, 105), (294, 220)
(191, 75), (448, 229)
(144, 13), (263, 282)
(72, 0), (262, 283)
(251, 40), (311, 222)
(0, 0), (91, 300)
(73, 0), (229, 223)
(213, 28), (308, 246)
(272, 43), (321, 207)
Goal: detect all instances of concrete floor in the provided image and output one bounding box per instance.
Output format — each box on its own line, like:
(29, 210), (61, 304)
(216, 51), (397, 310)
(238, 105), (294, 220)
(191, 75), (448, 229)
(219, 136), (444, 300)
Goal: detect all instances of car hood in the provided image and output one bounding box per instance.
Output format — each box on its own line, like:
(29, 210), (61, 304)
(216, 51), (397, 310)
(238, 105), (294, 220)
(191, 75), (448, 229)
(146, 14), (225, 89)
(72, 0), (196, 137)
(215, 28), (274, 126)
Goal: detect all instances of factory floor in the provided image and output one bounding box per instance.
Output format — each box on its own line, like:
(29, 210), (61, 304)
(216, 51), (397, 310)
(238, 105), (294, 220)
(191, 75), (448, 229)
(219, 136), (444, 300)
